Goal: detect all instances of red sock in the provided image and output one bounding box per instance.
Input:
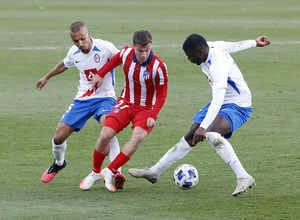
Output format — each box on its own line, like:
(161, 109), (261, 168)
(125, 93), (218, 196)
(93, 149), (106, 173)
(107, 152), (131, 173)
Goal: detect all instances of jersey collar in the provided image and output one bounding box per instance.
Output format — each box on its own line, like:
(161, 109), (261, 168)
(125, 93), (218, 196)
(133, 50), (153, 67)
(203, 48), (212, 66)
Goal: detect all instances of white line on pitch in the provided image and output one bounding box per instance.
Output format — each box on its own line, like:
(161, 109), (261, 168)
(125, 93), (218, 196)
(1, 41), (300, 51)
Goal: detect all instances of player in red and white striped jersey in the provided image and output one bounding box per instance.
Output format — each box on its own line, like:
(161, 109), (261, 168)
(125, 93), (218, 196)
(80, 30), (168, 192)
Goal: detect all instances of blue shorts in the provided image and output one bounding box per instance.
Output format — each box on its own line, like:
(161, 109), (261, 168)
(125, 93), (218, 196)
(192, 103), (252, 139)
(60, 97), (116, 132)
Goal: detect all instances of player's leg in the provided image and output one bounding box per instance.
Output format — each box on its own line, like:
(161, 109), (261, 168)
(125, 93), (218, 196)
(206, 115), (255, 196)
(42, 99), (93, 183)
(80, 100), (130, 191)
(41, 122), (74, 183)
(52, 122), (75, 165)
(98, 113), (121, 172)
(104, 126), (148, 192)
(105, 126), (148, 191)
(79, 125), (116, 190)
(128, 122), (198, 183)
(103, 107), (151, 191)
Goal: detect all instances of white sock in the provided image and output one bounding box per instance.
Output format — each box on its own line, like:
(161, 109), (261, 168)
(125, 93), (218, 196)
(150, 137), (192, 177)
(107, 136), (121, 172)
(206, 132), (251, 179)
(52, 139), (67, 166)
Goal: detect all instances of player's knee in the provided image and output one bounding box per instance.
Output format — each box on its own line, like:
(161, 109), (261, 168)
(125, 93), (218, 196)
(206, 132), (222, 149)
(99, 133), (111, 145)
(53, 136), (66, 145)
(126, 130), (146, 151)
(53, 123), (73, 145)
(99, 127), (115, 145)
(130, 133), (145, 148)
(184, 128), (197, 145)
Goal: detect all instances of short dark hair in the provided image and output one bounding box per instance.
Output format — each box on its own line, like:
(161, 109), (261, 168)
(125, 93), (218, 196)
(69, 21), (87, 33)
(133, 30), (152, 46)
(183, 34), (208, 51)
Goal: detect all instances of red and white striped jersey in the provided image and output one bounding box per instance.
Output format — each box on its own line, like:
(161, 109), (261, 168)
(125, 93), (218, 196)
(97, 45), (168, 119)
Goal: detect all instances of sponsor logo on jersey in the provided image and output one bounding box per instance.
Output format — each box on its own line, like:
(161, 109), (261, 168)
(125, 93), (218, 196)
(94, 54), (100, 63)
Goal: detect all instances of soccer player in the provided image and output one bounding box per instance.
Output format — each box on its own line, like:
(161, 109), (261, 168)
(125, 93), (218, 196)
(37, 21), (124, 185)
(79, 29), (168, 192)
(128, 35), (271, 196)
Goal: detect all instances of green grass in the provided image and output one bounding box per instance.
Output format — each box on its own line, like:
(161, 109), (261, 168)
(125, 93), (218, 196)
(1, 0), (299, 219)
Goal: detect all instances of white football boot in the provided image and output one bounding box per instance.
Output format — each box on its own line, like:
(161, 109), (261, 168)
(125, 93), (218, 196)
(79, 171), (101, 190)
(128, 167), (158, 183)
(103, 168), (116, 192)
(232, 176), (255, 196)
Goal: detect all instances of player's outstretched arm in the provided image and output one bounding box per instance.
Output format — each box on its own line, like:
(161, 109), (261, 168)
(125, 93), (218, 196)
(255, 36), (271, 47)
(36, 60), (67, 91)
(91, 74), (104, 90)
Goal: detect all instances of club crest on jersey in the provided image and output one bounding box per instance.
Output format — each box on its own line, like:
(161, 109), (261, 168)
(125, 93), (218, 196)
(94, 54), (100, 63)
(113, 108), (120, 113)
(143, 70), (151, 80)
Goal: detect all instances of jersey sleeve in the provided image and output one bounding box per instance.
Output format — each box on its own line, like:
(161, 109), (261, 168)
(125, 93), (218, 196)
(63, 47), (76, 68)
(210, 40), (256, 54)
(210, 52), (229, 90)
(151, 63), (168, 120)
(200, 53), (228, 129)
(200, 87), (226, 129)
(96, 51), (123, 77)
(103, 40), (120, 58)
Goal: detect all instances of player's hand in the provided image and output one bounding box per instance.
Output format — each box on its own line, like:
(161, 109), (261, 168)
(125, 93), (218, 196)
(92, 74), (104, 90)
(255, 36), (271, 47)
(192, 127), (206, 145)
(36, 77), (48, 91)
(147, 117), (155, 128)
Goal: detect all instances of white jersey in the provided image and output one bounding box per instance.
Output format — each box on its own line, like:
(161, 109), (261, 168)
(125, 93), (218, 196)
(64, 38), (119, 100)
(200, 39), (257, 129)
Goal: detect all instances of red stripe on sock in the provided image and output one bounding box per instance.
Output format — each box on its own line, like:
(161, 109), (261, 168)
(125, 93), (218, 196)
(107, 152), (131, 173)
(93, 149), (106, 173)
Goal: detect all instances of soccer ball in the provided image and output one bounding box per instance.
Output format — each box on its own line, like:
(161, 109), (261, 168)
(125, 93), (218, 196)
(173, 164), (198, 190)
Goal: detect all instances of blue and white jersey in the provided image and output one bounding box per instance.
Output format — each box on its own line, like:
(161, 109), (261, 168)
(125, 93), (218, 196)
(200, 40), (257, 129)
(64, 38), (119, 100)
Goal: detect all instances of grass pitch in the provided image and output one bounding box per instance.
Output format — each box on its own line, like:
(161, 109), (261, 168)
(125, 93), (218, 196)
(0, 0), (299, 219)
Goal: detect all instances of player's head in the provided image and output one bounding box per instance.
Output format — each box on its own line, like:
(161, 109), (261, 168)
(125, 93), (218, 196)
(69, 21), (92, 54)
(132, 30), (153, 64)
(183, 34), (209, 65)
(133, 30), (152, 46)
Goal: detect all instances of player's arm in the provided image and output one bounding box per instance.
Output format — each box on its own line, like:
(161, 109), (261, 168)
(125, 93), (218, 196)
(192, 87), (226, 145)
(36, 60), (68, 91)
(147, 82), (168, 128)
(192, 58), (228, 144)
(214, 36), (271, 54)
(92, 52), (122, 90)
(215, 40), (257, 53)
(148, 64), (168, 128)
